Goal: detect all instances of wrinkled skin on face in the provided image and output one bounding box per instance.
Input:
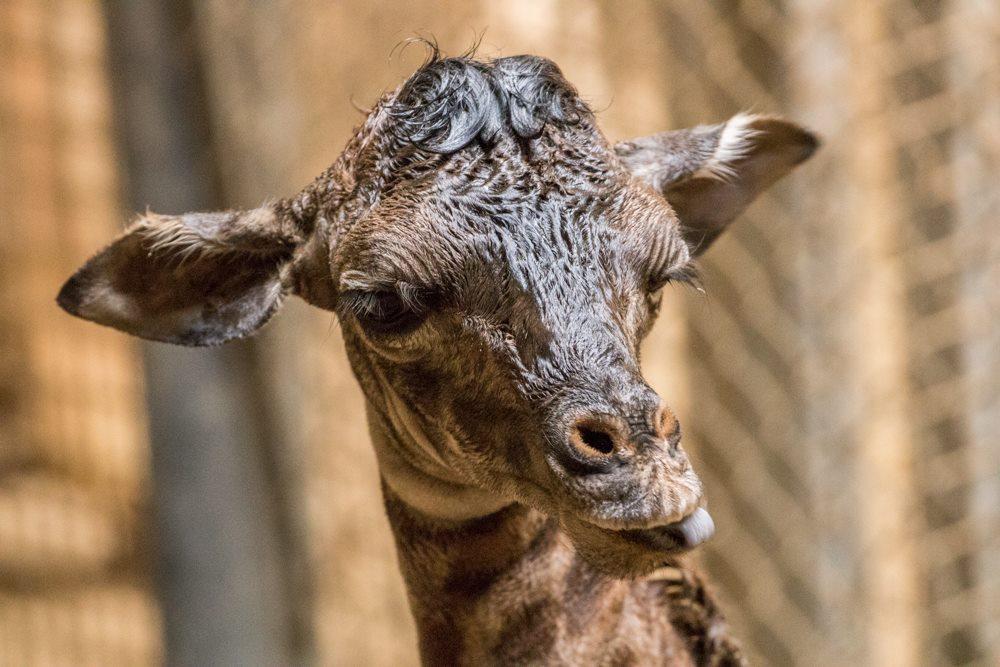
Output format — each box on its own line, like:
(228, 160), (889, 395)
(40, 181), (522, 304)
(57, 53), (817, 580)
(335, 118), (705, 577)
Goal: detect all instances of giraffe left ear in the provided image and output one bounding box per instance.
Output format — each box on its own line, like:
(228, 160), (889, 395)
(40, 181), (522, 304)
(615, 114), (819, 255)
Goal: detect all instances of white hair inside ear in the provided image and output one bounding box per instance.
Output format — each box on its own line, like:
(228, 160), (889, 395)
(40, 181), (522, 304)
(693, 113), (762, 182)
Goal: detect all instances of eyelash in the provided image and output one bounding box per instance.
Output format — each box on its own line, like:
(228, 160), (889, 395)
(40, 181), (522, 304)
(648, 264), (703, 293)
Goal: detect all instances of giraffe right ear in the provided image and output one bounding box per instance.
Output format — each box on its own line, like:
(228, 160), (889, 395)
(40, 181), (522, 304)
(57, 204), (336, 346)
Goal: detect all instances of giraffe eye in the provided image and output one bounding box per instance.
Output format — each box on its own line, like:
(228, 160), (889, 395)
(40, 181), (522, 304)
(342, 289), (426, 336)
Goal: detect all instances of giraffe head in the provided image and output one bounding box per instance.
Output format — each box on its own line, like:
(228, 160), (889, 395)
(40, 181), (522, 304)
(58, 54), (817, 577)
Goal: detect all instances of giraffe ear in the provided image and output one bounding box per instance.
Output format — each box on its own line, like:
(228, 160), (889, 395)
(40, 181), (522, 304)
(616, 114), (818, 255)
(57, 204), (332, 346)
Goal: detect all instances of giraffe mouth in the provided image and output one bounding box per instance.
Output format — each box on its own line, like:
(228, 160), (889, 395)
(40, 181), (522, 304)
(560, 505), (715, 576)
(614, 507), (715, 552)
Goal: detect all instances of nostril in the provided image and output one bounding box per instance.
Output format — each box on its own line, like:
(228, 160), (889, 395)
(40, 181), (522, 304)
(568, 416), (624, 459)
(665, 421), (681, 450)
(578, 426), (615, 455)
(655, 403), (681, 443)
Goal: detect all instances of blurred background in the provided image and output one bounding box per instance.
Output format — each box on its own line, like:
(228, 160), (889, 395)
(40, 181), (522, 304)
(1, 1), (997, 665)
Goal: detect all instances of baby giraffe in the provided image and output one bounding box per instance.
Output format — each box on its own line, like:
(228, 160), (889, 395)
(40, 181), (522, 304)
(59, 53), (816, 665)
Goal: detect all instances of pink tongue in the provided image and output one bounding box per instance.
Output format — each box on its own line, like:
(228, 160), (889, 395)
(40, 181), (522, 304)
(674, 508), (715, 548)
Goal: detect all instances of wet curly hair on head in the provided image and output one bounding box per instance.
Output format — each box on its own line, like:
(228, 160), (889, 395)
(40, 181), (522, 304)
(387, 42), (591, 154)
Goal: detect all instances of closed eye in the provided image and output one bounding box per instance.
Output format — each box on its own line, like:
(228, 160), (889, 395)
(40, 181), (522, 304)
(340, 287), (428, 335)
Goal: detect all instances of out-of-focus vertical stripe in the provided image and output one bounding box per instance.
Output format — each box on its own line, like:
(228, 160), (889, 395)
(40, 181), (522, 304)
(0, 0), (160, 664)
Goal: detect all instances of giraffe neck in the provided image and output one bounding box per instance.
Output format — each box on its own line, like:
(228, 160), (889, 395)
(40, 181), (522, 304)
(365, 404), (630, 662)
(382, 485), (639, 665)
(365, 405), (744, 665)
